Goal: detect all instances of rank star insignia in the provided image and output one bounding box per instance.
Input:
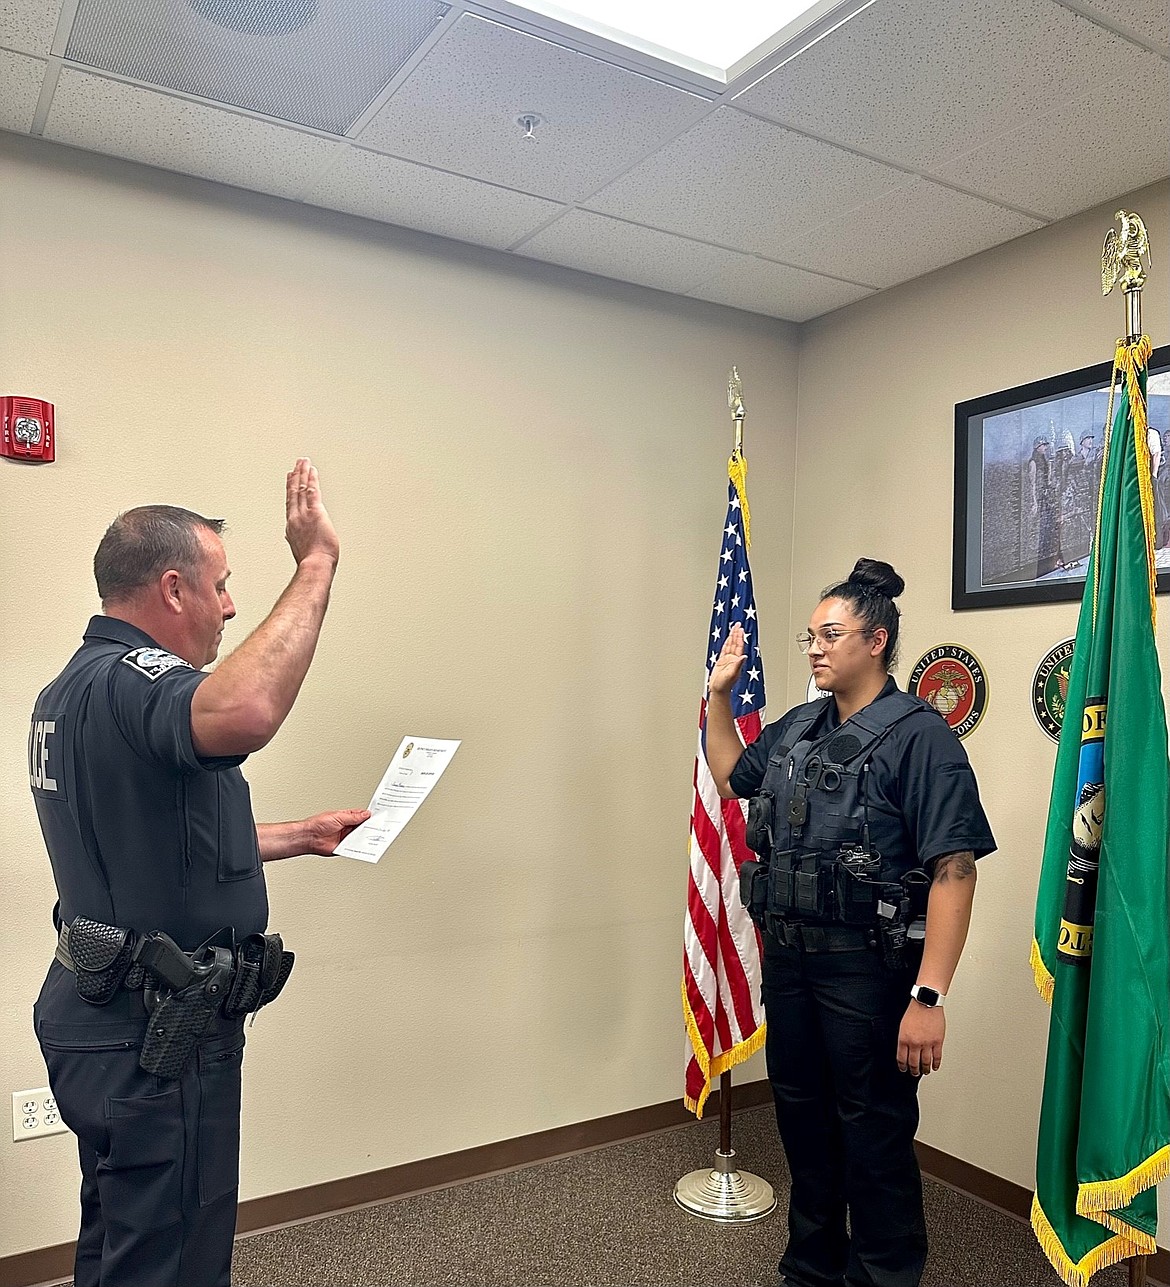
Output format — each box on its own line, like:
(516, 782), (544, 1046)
(1032, 638), (1075, 743)
(907, 644), (988, 740)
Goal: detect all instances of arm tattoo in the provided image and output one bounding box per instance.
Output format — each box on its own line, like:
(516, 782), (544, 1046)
(932, 851), (976, 883)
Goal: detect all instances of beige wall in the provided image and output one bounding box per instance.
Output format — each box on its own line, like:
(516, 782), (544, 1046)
(793, 178), (1169, 1220)
(1, 131), (1166, 1261)
(0, 134), (798, 1258)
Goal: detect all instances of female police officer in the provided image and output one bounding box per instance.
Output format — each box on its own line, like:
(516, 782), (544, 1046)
(706, 558), (994, 1287)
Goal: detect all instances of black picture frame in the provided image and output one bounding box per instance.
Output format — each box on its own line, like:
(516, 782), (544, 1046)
(952, 344), (1170, 610)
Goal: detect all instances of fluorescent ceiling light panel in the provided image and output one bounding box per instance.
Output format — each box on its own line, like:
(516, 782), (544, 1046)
(518, 0), (821, 75)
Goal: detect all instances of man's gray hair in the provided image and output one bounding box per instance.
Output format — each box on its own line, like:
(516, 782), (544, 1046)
(94, 505), (226, 603)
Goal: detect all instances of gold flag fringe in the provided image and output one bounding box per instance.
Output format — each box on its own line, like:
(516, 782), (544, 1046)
(1075, 1144), (1170, 1221)
(728, 451), (751, 550)
(1030, 937), (1054, 1005)
(681, 978), (767, 1118)
(1031, 1194), (1144, 1287)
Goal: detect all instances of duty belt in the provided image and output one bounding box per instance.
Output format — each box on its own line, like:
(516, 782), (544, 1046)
(766, 921), (876, 953)
(54, 916), (294, 1078)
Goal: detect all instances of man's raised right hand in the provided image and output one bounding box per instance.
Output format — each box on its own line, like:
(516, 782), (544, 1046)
(285, 457), (340, 569)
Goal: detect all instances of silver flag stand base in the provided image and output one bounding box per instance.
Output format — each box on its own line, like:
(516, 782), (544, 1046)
(673, 1148), (776, 1222)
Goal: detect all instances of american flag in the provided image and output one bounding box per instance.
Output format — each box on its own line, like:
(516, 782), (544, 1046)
(683, 456), (766, 1117)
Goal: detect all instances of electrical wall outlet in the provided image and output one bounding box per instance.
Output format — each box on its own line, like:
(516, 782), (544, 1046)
(11, 1088), (69, 1142)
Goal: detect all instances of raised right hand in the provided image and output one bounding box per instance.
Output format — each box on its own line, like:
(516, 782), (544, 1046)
(285, 457), (340, 568)
(708, 624), (747, 697)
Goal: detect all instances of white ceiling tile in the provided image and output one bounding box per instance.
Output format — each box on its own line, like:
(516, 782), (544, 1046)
(585, 108), (907, 255)
(937, 76), (1170, 220)
(8, 0), (1153, 319)
(357, 13), (710, 202)
(775, 178), (1044, 287)
(63, 0), (447, 135)
(304, 146), (562, 250)
(686, 254), (877, 322)
(0, 0), (60, 56)
(734, 0), (1149, 173)
(0, 50), (45, 130)
(1070, 0), (1169, 50)
(515, 210), (738, 294)
(44, 70), (342, 199)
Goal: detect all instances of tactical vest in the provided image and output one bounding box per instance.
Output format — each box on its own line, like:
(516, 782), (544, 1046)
(740, 689), (929, 930)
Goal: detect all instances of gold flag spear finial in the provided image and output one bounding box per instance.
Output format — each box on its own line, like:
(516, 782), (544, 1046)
(1102, 210), (1151, 342)
(728, 366), (745, 456)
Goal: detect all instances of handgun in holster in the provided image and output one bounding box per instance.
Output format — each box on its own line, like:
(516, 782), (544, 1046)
(137, 933), (235, 1079)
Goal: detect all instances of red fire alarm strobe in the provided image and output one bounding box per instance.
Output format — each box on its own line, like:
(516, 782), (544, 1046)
(1, 397), (55, 462)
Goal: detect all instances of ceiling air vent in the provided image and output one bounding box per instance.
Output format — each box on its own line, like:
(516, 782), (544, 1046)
(65, 0), (450, 135)
(189, 1), (319, 38)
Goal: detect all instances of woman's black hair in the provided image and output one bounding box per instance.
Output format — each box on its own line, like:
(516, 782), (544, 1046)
(820, 558), (904, 670)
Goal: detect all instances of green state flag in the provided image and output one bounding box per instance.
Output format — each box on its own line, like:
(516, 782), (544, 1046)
(1031, 334), (1170, 1286)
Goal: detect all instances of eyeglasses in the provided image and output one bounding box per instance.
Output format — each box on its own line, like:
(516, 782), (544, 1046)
(796, 628), (873, 653)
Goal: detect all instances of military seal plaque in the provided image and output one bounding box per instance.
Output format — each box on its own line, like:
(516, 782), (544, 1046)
(907, 644), (988, 739)
(1032, 638), (1075, 743)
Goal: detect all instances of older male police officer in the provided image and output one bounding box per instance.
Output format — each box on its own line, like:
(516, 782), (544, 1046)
(29, 459), (368, 1287)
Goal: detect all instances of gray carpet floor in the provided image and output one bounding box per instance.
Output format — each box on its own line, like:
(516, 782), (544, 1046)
(227, 1106), (1147, 1286)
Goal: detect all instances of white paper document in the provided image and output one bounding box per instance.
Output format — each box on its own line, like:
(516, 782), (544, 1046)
(333, 736), (461, 863)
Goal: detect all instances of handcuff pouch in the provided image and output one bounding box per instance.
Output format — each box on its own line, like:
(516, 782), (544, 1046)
(68, 916), (136, 1005)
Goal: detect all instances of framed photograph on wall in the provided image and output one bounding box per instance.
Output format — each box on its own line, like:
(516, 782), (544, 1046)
(952, 344), (1170, 609)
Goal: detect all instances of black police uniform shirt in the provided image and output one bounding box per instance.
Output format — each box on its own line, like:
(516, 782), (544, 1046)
(729, 676), (996, 881)
(29, 616), (267, 950)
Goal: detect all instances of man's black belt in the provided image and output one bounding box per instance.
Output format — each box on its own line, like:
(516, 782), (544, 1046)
(766, 921), (876, 953)
(54, 916), (293, 1078)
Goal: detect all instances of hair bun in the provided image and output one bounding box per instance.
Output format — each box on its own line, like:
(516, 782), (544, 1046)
(848, 558), (905, 600)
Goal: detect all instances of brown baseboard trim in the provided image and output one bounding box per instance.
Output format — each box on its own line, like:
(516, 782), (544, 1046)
(2, 1079), (1164, 1287)
(0, 1242), (74, 1287)
(237, 1077), (773, 1234)
(916, 1139), (1034, 1221)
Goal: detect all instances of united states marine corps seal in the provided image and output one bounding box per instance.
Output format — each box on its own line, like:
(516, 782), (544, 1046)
(1032, 638), (1075, 743)
(907, 644), (988, 740)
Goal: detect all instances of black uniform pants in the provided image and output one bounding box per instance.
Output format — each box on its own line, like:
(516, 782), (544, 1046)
(762, 938), (926, 1287)
(34, 963), (245, 1287)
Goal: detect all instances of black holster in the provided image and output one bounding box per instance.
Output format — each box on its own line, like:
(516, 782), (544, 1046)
(139, 945), (235, 1079)
(60, 917), (295, 1078)
(138, 931), (295, 1078)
